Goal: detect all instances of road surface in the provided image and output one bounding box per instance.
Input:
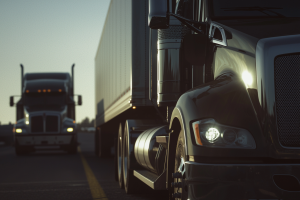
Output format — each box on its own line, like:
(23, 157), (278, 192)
(0, 132), (168, 200)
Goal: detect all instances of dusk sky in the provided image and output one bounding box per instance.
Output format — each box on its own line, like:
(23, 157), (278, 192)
(0, 0), (110, 124)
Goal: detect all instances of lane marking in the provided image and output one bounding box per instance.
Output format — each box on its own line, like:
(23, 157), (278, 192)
(78, 147), (108, 200)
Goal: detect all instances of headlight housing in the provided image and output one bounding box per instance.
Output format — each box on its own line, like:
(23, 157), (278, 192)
(192, 119), (256, 149)
(14, 128), (27, 133)
(63, 127), (75, 133)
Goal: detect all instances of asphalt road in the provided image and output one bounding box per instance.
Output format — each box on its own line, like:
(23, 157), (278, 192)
(0, 132), (168, 200)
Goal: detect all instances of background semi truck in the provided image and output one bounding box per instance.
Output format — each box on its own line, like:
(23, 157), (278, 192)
(95, 0), (300, 199)
(10, 64), (82, 155)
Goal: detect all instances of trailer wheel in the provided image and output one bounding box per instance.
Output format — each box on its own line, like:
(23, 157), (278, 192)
(15, 140), (27, 155)
(122, 124), (140, 194)
(173, 130), (188, 200)
(117, 123), (124, 189)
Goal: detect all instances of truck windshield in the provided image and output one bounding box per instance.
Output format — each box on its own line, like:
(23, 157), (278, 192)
(211, 0), (300, 19)
(24, 93), (67, 107)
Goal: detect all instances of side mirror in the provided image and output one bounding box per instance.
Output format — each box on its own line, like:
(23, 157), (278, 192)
(183, 34), (207, 66)
(78, 95), (82, 106)
(148, 0), (169, 29)
(10, 96), (14, 107)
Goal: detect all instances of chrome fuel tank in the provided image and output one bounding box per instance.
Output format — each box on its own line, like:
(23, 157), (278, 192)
(134, 125), (168, 173)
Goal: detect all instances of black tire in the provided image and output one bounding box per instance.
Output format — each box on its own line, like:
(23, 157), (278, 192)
(122, 124), (140, 194)
(68, 136), (78, 154)
(117, 123), (124, 189)
(15, 145), (25, 155)
(67, 144), (77, 154)
(15, 140), (29, 155)
(173, 130), (188, 200)
(114, 135), (118, 181)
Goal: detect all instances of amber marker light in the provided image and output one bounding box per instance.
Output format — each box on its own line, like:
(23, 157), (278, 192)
(132, 106), (136, 109)
(38, 89), (41, 93)
(58, 89), (62, 92)
(47, 89), (51, 92)
(26, 90), (29, 93)
(193, 123), (203, 146)
(43, 89), (46, 93)
(73, 121), (76, 123)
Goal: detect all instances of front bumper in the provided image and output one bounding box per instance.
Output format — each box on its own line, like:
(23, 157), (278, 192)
(185, 161), (300, 200)
(15, 133), (75, 146)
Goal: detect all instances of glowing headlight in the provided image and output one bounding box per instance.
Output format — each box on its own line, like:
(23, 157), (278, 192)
(192, 119), (256, 149)
(15, 128), (22, 133)
(205, 128), (220, 143)
(67, 128), (73, 132)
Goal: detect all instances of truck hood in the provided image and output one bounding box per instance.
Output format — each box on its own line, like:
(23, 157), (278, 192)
(216, 18), (300, 39)
(24, 105), (67, 121)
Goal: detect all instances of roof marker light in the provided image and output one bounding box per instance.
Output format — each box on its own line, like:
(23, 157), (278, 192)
(38, 89), (41, 93)
(47, 89), (51, 92)
(132, 106), (136, 109)
(43, 89), (46, 93)
(58, 89), (62, 92)
(26, 90), (29, 93)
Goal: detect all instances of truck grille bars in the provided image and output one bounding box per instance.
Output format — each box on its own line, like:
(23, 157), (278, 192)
(31, 115), (59, 133)
(274, 54), (300, 147)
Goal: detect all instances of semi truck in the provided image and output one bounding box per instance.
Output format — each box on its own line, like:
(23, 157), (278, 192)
(10, 64), (82, 155)
(95, 0), (300, 199)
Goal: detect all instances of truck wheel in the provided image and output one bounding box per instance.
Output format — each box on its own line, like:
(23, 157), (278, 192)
(173, 130), (188, 200)
(68, 144), (77, 154)
(117, 123), (124, 188)
(68, 136), (78, 154)
(15, 145), (25, 155)
(15, 140), (26, 155)
(122, 124), (139, 194)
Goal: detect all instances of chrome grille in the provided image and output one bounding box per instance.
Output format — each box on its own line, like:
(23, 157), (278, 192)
(274, 54), (300, 147)
(46, 116), (58, 132)
(31, 116), (43, 133)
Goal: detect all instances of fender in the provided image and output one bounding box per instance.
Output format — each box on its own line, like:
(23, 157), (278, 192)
(169, 74), (268, 160)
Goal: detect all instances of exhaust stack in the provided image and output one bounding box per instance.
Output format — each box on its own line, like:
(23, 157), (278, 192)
(71, 64), (75, 96)
(20, 64), (24, 95)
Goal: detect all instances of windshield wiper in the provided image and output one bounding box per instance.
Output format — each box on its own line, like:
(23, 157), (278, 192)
(221, 6), (285, 18)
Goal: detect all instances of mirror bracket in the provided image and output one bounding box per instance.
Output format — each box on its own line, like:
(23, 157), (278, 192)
(209, 23), (227, 46)
(168, 13), (205, 34)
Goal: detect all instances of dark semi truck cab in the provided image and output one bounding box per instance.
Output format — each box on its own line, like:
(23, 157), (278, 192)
(10, 64), (82, 155)
(95, 0), (300, 199)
